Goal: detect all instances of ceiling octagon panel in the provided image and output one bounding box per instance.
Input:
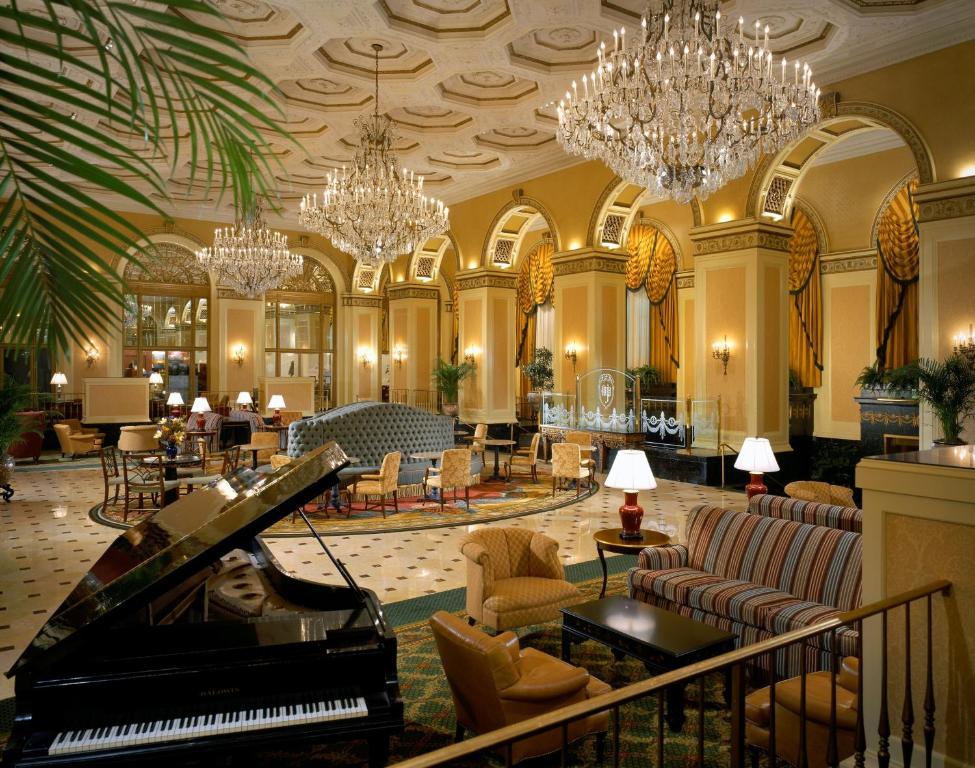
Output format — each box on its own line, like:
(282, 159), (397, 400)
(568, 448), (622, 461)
(61, 0), (974, 224)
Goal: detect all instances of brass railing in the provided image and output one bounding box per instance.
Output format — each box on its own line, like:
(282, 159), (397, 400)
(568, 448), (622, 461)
(390, 580), (952, 768)
(389, 389), (440, 413)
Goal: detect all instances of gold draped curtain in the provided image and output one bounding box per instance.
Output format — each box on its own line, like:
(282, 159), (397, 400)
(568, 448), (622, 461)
(788, 207), (823, 388)
(876, 178), (919, 369)
(625, 222), (679, 382)
(516, 240), (554, 397)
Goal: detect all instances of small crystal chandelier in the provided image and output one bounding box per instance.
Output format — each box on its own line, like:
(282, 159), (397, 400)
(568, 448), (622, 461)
(196, 197), (302, 297)
(298, 44), (449, 265)
(556, 0), (821, 204)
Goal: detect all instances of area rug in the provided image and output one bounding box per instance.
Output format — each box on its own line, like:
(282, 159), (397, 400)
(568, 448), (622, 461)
(90, 473), (599, 537)
(0, 568), (732, 767)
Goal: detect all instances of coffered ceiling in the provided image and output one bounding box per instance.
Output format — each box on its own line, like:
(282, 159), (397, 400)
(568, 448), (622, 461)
(23, 0), (975, 225)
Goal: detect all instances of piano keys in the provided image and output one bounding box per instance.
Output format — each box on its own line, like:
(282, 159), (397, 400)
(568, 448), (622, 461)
(3, 443), (404, 767)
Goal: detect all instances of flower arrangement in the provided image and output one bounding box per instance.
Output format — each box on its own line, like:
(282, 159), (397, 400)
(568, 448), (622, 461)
(154, 417), (186, 448)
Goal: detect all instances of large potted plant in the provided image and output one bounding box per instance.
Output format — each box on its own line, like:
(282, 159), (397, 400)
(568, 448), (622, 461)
(0, 376), (38, 501)
(910, 354), (975, 445)
(522, 347), (555, 403)
(433, 358), (475, 417)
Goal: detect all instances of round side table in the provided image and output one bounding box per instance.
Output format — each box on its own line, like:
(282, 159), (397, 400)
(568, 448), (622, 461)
(593, 527), (670, 599)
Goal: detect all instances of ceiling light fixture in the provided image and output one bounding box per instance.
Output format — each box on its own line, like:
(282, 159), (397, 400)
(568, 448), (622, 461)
(297, 43), (449, 266)
(197, 196), (302, 298)
(555, 0), (821, 204)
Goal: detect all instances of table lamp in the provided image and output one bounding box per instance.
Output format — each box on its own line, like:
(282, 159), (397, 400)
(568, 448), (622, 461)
(236, 391), (254, 411)
(734, 437), (779, 499)
(148, 371), (163, 394)
(605, 449), (657, 540)
(267, 394), (286, 425)
(166, 391), (184, 418)
(190, 396), (211, 429)
(50, 372), (67, 399)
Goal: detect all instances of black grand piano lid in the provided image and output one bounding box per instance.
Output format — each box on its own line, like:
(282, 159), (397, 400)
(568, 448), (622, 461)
(7, 442), (349, 679)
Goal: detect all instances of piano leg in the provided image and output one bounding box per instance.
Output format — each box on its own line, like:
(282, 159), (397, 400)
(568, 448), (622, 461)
(368, 734), (390, 768)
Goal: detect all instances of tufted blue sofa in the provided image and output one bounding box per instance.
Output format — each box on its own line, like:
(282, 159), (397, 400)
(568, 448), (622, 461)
(288, 401), (482, 486)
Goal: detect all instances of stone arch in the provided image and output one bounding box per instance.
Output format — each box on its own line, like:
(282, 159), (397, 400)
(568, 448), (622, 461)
(408, 232), (458, 284)
(116, 226), (207, 279)
(351, 261), (386, 294)
(747, 99), (935, 222)
(480, 192), (562, 269)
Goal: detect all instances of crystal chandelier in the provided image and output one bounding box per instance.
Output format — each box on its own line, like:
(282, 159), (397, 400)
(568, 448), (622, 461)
(196, 197), (302, 297)
(297, 44), (449, 265)
(556, 0), (821, 204)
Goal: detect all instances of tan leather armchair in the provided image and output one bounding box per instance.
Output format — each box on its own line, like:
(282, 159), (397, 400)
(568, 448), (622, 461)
(746, 657), (859, 768)
(53, 422), (103, 459)
(429, 610), (610, 764)
(460, 527), (582, 631)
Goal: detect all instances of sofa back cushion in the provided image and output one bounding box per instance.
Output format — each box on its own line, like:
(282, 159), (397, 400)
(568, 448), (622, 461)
(748, 494), (862, 533)
(686, 504), (861, 610)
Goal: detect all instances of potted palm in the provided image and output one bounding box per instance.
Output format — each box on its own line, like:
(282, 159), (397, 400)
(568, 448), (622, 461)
(522, 347), (555, 404)
(910, 355), (975, 445)
(434, 358), (475, 417)
(0, 376), (39, 500)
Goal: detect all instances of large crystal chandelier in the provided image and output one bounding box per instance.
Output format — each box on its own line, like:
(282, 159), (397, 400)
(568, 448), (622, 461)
(556, 0), (821, 204)
(298, 44), (449, 265)
(196, 197), (302, 297)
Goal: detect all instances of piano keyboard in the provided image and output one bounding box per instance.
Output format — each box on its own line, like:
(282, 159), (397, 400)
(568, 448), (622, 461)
(47, 695), (368, 756)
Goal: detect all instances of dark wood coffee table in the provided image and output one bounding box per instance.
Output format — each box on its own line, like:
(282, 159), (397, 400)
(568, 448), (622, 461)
(561, 596), (735, 733)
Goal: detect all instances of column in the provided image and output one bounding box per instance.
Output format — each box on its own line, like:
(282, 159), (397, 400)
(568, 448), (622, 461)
(388, 285), (440, 408)
(456, 268), (516, 424)
(550, 249), (628, 393)
(915, 177), (975, 445)
(690, 219), (792, 452)
(341, 293), (382, 403)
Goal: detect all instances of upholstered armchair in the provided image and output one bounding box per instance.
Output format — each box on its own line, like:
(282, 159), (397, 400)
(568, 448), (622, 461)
(53, 422), (103, 459)
(351, 451), (401, 518)
(504, 432), (541, 482)
(423, 448), (474, 512)
(551, 442), (592, 497)
(470, 423), (487, 462)
(565, 430), (596, 472)
(460, 527), (583, 631)
(429, 610), (610, 765)
(784, 481), (856, 508)
(746, 657), (859, 768)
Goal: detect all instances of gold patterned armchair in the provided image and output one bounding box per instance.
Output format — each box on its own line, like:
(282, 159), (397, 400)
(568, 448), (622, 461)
(551, 442), (592, 497)
(423, 448), (474, 512)
(249, 430), (280, 466)
(565, 430), (596, 472)
(460, 527), (582, 631)
(351, 451), (401, 518)
(504, 432), (541, 482)
(429, 610), (610, 765)
(784, 481), (856, 508)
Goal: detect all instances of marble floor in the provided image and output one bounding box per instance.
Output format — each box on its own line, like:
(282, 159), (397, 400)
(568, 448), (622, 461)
(0, 456), (745, 700)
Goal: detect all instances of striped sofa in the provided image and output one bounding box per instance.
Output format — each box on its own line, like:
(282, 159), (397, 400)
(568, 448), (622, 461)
(747, 493), (862, 533)
(628, 504), (861, 678)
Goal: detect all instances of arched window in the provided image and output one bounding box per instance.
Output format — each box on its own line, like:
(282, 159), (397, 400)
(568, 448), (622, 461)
(123, 242), (210, 400)
(264, 259), (335, 409)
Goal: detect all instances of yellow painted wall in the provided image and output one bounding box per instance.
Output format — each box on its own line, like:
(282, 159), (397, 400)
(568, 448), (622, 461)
(225, 307), (256, 395)
(762, 265), (782, 435)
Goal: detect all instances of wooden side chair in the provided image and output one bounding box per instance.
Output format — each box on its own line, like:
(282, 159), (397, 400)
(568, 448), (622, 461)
(121, 452), (178, 521)
(99, 446), (124, 509)
(469, 423), (487, 463)
(423, 448), (474, 513)
(182, 446), (240, 494)
(249, 431), (280, 467)
(351, 451), (401, 518)
(551, 442), (592, 498)
(504, 432), (541, 482)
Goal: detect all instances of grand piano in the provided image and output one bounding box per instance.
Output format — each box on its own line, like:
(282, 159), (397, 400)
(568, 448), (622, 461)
(3, 442), (403, 767)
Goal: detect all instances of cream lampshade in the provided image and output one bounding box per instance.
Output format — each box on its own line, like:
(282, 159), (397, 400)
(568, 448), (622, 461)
(190, 396), (212, 429)
(148, 372), (163, 385)
(734, 437), (780, 499)
(50, 372), (67, 399)
(267, 394), (286, 425)
(605, 450), (657, 540)
(236, 391), (253, 407)
(166, 391), (184, 417)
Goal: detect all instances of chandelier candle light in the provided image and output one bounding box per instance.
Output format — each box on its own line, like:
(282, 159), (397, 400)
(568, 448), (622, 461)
(298, 44), (449, 265)
(197, 197), (302, 297)
(605, 449), (658, 540)
(555, 0), (821, 203)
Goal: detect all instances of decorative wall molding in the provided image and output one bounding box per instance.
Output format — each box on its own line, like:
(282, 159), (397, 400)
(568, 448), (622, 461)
(690, 220), (793, 256)
(551, 251), (627, 277)
(675, 271), (694, 289)
(387, 285), (441, 301)
(479, 194), (562, 267)
(456, 271), (518, 291)
(914, 177), (975, 223)
(820, 250), (877, 274)
(341, 293), (384, 308)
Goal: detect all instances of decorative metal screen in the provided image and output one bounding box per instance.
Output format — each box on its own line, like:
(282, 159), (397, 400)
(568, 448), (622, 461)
(357, 266), (377, 291)
(762, 175), (793, 219)
(601, 213), (626, 247)
(415, 255), (436, 281)
(493, 238), (515, 267)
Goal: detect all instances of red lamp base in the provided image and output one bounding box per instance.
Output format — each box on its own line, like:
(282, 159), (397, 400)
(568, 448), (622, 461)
(745, 473), (767, 500)
(195, 413), (206, 429)
(272, 409), (282, 426)
(170, 407), (180, 419)
(618, 491), (644, 540)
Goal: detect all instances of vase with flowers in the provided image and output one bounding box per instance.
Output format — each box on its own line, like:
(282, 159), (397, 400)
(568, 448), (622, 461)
(154, 416), (186, 458)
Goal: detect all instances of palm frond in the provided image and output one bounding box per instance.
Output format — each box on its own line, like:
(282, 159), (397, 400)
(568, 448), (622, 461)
(0, 0), (292, 354)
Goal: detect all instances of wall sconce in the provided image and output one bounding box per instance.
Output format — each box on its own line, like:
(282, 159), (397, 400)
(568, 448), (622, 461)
(84, 344), (99, 368)
(564, 343), (578, 374)
(954, 323), (975, 366)
(358, 348), (374, 368)
(463, 346), (479, 367)
(232, 344), (245, 367)
(393, 346), (407, 368)
(712, 335), (731, 375)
